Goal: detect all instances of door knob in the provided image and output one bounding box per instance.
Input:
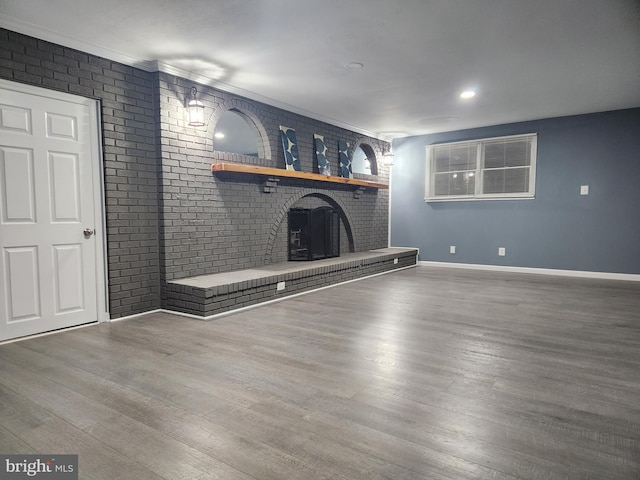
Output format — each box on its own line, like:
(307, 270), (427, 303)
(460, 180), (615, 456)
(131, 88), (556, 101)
(83, 228), (94, 236)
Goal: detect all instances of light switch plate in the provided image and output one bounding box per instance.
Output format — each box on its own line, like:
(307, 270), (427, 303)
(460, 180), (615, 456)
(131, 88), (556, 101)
(580, 185), (589, 195)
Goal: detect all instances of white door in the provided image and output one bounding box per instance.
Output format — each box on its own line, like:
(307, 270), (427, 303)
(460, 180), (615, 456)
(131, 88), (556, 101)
(0, 81), (104, 341)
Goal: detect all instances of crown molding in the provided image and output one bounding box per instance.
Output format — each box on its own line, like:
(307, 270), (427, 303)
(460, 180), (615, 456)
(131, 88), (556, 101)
(1, 16), (386, 141)
(154, 60), (384, 140)
(0, 15), (157, 71)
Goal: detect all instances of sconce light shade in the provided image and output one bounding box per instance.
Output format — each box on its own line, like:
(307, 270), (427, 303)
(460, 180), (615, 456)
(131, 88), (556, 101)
(382, 151), (395, 166)
(188, 86), (205, 127)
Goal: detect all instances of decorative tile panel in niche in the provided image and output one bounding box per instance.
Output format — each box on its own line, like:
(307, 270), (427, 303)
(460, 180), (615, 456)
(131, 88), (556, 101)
(338, 139), (353, 178)
(314, 133), (331, 175)
(279, 125), (301, 171)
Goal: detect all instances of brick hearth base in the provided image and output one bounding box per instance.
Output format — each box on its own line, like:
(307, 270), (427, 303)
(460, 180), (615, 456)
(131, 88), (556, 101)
(165, 248), (418, 319)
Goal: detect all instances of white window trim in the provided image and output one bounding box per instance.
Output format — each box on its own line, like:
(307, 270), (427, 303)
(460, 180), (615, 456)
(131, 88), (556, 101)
(425, 133), (537, 202)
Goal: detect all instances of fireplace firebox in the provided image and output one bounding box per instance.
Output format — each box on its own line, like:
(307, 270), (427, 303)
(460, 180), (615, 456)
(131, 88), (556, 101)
(288, 207), (340, 261)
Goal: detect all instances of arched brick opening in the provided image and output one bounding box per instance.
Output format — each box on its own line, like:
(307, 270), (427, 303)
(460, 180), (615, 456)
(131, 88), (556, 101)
(207, 99), (271, 159)
(354, 142), (379, 176)
(265, 189), (357, 264)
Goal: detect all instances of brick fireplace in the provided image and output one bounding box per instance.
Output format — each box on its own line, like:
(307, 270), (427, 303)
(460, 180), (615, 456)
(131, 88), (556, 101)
(1, 29), (416, 321)
(154, 72), (416, 317)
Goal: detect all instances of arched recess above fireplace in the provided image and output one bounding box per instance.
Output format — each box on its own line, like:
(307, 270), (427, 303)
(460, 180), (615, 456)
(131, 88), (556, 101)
(213, 109), (260, 156)
(352, 143), (379, 176)
(209, 101), (271, 160)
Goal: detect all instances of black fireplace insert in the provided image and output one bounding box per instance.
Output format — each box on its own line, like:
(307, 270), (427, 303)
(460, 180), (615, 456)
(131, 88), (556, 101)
(288, 206), (340, 261)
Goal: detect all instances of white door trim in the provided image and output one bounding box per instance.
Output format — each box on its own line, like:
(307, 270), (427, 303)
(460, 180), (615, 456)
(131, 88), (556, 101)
(0, 79), (109, 324)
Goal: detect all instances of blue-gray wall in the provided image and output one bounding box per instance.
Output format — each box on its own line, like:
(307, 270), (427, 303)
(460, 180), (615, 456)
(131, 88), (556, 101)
(390, 108), (640, 274)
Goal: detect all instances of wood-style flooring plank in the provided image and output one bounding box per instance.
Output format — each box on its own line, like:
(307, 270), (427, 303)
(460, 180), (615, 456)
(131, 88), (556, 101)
(0, 343), (340, 480)
(0, 266), (639, 479)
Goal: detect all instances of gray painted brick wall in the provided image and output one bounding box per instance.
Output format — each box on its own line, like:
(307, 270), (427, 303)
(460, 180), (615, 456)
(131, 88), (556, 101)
(1, 29), (392, 318)
(156, 73), (391, 289)
(1, 29), (161, 318)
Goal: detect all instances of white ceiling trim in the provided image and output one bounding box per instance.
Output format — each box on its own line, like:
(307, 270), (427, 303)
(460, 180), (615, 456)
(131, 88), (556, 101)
(2, 1), (637, 139)
(0, 14), (156, 71)
(154, 61), (384, 140)
(1, 14), (385, 140)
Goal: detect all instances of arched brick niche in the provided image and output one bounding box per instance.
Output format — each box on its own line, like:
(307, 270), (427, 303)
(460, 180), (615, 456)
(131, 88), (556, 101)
(208, 99), (272, 161)
(352, 142), (379, 176)
(265, 190), (356, 264)
(207, 99), (272, 165)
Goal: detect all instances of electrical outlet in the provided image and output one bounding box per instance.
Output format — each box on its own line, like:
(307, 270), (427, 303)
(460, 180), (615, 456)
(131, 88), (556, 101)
(580, 185), (589, 195)
(450, 245), (456, 254)
(276, 281), (286, 291)
(498, 247), (506, 256)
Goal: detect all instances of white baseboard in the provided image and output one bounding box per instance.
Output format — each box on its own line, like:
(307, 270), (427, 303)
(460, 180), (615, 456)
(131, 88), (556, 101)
(419, 261), (640, 282)
(108, 309), (165, 322)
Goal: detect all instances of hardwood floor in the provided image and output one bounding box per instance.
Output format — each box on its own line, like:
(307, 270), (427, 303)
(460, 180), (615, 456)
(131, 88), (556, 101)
(1, 266), (639, 479)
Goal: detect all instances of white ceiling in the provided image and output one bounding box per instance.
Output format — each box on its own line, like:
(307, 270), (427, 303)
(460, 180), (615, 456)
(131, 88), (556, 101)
(1, 0), (639, 139)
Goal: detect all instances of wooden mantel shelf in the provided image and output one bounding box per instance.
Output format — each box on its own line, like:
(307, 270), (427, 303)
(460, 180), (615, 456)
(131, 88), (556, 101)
(211, 162), (389, 189)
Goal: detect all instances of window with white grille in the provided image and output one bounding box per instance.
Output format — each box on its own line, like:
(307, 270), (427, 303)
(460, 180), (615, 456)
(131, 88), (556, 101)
(425, 134), (537, 201)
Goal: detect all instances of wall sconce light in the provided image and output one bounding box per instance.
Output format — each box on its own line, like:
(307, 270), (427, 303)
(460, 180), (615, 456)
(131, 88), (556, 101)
(382, 150), (395, 166)
(187, 86), (205, 127)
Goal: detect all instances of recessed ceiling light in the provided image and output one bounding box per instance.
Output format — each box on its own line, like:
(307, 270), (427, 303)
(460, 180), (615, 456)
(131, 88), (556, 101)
(214, 132), (225, 139)
(345, 62), (364, 70)
(460, 90), (477, 99)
